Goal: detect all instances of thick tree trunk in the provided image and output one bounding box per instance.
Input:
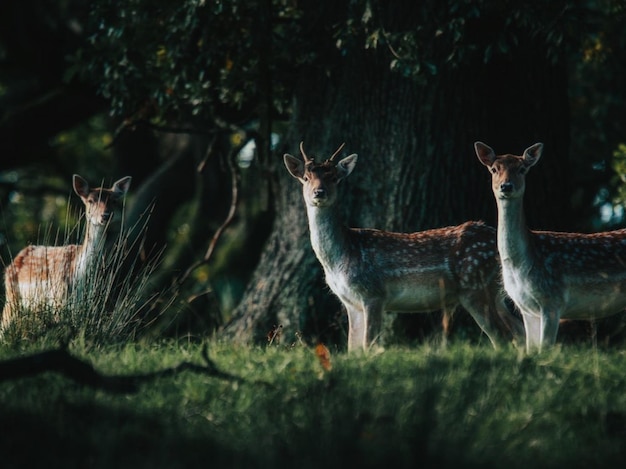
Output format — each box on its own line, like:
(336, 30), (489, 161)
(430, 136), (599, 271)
(222, 10), (570, 347)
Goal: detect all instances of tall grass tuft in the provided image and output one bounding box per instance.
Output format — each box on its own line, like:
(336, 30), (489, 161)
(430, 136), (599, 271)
(1, 204), (175, 346)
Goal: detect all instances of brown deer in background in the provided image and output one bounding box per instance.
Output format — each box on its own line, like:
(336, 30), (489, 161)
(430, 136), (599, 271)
(476, 141), (626, 351)
(284, 142), (523, 351)
(1, 174), (132, 333)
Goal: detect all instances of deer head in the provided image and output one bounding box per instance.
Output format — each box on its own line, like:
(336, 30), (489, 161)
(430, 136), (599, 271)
(73, 174), (132, 226)
(475, 142), (543, 200)
(284, 142), (357, 208)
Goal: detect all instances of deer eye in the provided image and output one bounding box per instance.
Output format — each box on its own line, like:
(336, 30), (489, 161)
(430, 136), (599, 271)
(302, 175), (309, 182)
(490, 167), (497, 174)
(519, 166), (527, 175)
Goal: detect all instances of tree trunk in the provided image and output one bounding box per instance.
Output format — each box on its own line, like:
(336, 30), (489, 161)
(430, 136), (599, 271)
(222, 8), (571, 347)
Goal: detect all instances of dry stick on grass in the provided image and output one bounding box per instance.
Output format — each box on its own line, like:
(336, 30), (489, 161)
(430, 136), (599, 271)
(0, 344), (252, 394)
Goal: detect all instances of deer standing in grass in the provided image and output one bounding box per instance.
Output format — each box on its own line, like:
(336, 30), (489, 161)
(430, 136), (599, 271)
(476, 141), (626, 351)
(1, 174), (132, 333)
(284, 142), (523, 351)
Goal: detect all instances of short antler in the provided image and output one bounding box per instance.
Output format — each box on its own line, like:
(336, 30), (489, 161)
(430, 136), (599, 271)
(329, 142), (346, 162)
(299, 141), (312, 164)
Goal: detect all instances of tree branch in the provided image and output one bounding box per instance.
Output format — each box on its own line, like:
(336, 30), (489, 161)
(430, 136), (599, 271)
(175, 143), (240, 287)
(0, 344), (253, 394)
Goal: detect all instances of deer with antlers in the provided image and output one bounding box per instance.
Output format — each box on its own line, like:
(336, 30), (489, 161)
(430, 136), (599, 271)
(476, 141), (626, 351)
(1, 174), (132, 334)
(284, 142), (523, 351)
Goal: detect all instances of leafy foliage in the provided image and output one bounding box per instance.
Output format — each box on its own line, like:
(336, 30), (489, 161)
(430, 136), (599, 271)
(338, 0), (591, 81)
(73, 0), (305, 123)
(71, 0), (590, 123)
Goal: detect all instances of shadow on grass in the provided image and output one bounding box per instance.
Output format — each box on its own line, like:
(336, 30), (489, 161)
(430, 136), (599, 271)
(0, 404), (248, 468)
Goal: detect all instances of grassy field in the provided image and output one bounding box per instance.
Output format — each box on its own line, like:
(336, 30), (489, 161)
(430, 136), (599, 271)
(1, 339), (625, 468)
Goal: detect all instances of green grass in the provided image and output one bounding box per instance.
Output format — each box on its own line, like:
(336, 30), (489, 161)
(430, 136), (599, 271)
(1, 340), (625, 468)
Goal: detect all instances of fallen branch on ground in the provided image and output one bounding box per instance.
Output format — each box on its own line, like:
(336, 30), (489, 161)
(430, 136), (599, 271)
(0, 344), (253, 394)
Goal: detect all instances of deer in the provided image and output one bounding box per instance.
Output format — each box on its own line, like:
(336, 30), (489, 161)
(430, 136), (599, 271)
(476, 141), (626, 351)
(284, 142), (524, 351)
(1, 174), (132, 333)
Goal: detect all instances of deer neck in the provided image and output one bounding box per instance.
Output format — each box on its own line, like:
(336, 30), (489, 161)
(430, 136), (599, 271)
(75, 221), (107, 276)
(306, 203), (350, 271)
(496, 197), (535, 269)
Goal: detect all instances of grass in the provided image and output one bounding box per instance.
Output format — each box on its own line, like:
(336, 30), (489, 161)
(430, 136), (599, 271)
(1, 206), (173, 345)
(0, 339), (624, 468)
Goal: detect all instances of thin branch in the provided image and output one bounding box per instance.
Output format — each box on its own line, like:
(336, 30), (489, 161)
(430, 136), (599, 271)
(106, 119), (219, 149)
(197, 135), (217, 173)
(176, 144), (240, 287)
(105, 116), (257, 150)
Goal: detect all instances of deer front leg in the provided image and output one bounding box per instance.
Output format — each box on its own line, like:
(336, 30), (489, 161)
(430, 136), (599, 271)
(363, 298), (384, 350)
(494, 293), (525, 344)
(541, 309), (561, 348)
(345, 304), (367, 351)
(521, 311), (543, 352)
(345, 299), (384, 351)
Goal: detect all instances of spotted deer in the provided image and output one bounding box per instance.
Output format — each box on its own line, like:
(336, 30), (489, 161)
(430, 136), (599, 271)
(476, 141), (626, 351)
(284, 142), (523, 351)
(1, 174), (132, 333)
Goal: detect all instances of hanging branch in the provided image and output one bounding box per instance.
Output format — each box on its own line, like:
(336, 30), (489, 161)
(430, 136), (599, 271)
(105, 112), (256, 150)
(175, 143), (241, 288)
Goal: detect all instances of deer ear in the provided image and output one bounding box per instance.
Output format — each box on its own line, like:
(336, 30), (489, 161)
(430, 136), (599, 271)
(112, 176), (132, 197)
(284, 154), (305, 181)
(474, 142), (496, 167)
(523, 143), (543, 167)
(73, 174), (90, 198)
(337, 154), (357, 180)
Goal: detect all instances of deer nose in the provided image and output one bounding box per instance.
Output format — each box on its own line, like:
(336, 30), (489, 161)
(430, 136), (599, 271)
(313, 188), (326, 198)
(500, 182), (514, 193)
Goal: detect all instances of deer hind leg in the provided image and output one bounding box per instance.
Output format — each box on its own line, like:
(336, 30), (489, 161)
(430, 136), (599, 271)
(440, 306), (459, 346)
(1, 303), (13, 335)
(1, 268), (20, 334)
(459, 292), (508, 349)
(363, 298), (384, 350)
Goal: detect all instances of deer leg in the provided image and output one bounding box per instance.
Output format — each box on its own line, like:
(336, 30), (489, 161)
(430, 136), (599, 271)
(495, 293), (525, 343)
(441, 308), (455, 342)
(363, 299), (384, 349)
(541, 309), (561, 347)
(459, 294), (502, 349)
(0, 304), (11, 336)
(345, 304), (367, 351)
(1, 273), (19, 334)
(521, 311), (543, 352)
